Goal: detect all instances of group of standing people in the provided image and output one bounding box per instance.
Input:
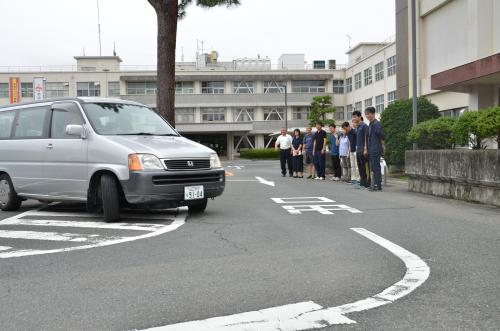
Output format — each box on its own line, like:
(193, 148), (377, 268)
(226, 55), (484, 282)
(275, 106), (385, 191)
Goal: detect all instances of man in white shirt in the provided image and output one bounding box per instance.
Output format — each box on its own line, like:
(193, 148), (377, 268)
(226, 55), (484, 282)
(275, 128), (293, 177)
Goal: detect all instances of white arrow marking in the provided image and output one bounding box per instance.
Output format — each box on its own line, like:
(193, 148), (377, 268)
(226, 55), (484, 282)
(255, 176), (275, 187)
(143, 228), (430, 330)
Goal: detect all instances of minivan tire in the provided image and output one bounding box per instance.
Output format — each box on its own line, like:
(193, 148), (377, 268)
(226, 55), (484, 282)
(0, 174), (22, 211)
(100, 174), (120, 222)
(188, 198), (208, 213)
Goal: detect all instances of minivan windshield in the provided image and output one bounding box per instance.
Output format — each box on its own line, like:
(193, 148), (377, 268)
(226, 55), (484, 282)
(83, 103), (179, 136)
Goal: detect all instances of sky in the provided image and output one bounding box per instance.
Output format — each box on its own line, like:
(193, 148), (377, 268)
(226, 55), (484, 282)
(0, 0), (395, 67)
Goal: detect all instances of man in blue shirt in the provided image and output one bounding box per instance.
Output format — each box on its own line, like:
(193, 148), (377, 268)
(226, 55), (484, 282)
(328, 124), (341, 180)
(302, 127), (315, 179)
(312, 121), (327, 180)
(364, 107), (385, 191)
(352, 110), (369, 188)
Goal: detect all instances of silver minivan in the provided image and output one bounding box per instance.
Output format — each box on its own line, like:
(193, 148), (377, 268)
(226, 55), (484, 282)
(0, 98), (225, 221)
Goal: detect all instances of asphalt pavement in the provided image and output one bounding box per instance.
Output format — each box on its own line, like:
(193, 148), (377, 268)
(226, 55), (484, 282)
(0, 160), (499, 330)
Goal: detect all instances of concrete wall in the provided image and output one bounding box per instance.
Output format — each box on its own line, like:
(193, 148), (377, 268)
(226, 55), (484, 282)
(405, 150), (500, 207)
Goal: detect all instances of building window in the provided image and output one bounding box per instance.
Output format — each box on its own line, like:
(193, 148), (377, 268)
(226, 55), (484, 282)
(127, 82), (157, 95)
(202, 81), (224, 94)
(21, 82), (34, 98)
(175, 81), (194, 94)
(292, 107), (310, 120)
(77, 82), (100, 97)
(108, 81), (120, 97)
(354, 73), (362, 90)
(263, 81), (285, 93)
(45, 82), (69, 98)
(387, 91), (397, 105)
(201, 108), (225, 122)
(364, 98), (372, 108)
(375, 61), (384, 81)
(355, 101), (362, 112)
(263, 107), (285, 121)
(291, 80), (326, 93)
(0, 83), (9, 98)
(175, 108), (195, 123)
(233, 81), (254, 94)
(333, 80), (344, 94)
(334, 106), (344, 120)
(233, 108), (254, 122)
(375, 94), (385, 113)
(346, 104), (353, 117)
(441, 107), (466, 118)
(364, 68), (372, 86)
(387, 55), (396, 76)
(346, 77), (353, 93)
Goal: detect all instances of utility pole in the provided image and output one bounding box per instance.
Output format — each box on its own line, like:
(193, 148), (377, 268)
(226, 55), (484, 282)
(411, 0), (418, 150)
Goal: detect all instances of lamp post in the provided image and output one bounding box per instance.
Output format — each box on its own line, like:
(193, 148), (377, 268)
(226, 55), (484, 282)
(411, 0), (418, 150)
(284, 84), (288, 132)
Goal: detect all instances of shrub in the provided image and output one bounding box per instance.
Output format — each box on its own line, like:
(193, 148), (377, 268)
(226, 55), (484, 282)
(239, 148), (280, 159)
(380, 97), (440, 166)
(453, 107), (500, 149)
(407, 117), (456, 149)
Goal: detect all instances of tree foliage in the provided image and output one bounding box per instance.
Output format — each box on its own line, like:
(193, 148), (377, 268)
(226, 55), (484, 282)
(308, 95), (336, 127)
(147, 0), (240, 126)
(453, 107), (500, 149)
(380, 97), (440, 166)
(407, 117), (456, 150)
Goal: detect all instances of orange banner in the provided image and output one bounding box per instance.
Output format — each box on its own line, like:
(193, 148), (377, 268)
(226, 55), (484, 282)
(9, 77), (20, 104)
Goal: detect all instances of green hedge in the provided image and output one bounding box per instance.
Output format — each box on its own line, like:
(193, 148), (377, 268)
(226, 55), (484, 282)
(239, 148), (280, 159)
(407, 117), (457, 149)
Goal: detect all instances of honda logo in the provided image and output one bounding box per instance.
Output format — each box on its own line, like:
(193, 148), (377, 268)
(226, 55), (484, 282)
(187, 161), (194, 167)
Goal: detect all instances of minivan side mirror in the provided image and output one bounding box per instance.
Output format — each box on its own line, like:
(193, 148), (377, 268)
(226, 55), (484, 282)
(65, 124), (86, 139)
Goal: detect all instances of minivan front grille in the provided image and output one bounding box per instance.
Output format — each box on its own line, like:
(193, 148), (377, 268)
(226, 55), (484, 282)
(152, 173), (222, 185)
(164, 159), (211, 171)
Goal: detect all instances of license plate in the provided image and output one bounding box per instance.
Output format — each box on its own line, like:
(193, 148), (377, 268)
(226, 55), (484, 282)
(184, 185), (204, 200)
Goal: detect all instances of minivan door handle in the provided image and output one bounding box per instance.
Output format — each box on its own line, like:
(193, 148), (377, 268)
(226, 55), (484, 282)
(46, 144), (54, 150)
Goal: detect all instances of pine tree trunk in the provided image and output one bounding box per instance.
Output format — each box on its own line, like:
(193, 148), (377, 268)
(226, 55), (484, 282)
(155, 1), (178, 127)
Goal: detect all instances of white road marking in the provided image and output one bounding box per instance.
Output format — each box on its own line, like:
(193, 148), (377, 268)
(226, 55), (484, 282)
(226, 165), (245, 170)
(271, 197), (335, 204)
(0, 230), (107, 242)
(282, 204), (362, 215)
(27, 210), (175, 220)
(226, 177), (275, 187)
(144, 228), (430, 330)
(1, 219), (166, 232)
(0, 207), (187, 259)
(0, 246), (11, 251)
(255, 176), (275, 187)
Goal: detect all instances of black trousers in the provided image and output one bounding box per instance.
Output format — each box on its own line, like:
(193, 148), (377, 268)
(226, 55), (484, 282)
(279, 148), (293, 175)
(292, 155), (304, 173)
(356, 152), (370, 187)
(330, 155), (342, 178)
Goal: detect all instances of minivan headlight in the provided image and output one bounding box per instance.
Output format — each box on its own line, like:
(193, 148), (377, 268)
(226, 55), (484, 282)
(128, 154), (164, 171)
(210, 153), (222, 168)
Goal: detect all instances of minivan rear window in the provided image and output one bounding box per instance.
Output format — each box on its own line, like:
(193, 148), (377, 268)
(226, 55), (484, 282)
(0, 111), (15, 139)
(83, 103), (178, 136)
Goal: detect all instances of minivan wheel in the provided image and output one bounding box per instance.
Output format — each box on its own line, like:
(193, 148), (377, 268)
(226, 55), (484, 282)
(100, 174), (120, 222)
(188, 198), (208, 213)
(0, 174), (22, 211)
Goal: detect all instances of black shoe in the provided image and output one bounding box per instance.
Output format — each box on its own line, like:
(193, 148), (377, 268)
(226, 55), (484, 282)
(282, 174), (286, 177)
(289, 174), (293, 177)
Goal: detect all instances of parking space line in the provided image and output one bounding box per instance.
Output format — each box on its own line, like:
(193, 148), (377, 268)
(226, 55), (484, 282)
(0, 219), (167, 232)
(0, 230), (113, 242)
(27, 210), (175, 220)
(0, 246), (11, 251)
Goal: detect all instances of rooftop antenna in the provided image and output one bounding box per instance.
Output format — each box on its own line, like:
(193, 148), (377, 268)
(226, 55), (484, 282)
(345, 34), (352, 49)
(83, 48), (86, 56)
(113, 42), (117, 56)
(181, 47), (184, 62)
(97, 0), (102, 56)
